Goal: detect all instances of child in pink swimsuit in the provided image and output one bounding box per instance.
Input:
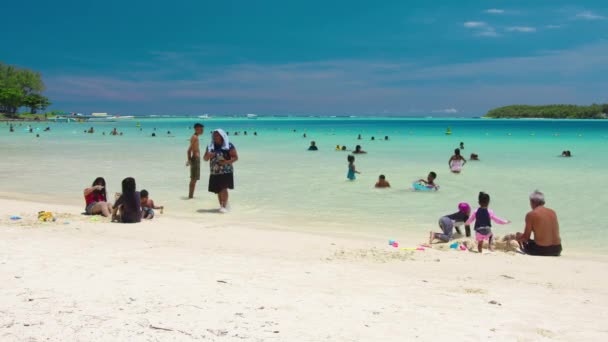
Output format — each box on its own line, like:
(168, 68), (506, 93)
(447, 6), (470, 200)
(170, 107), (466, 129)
(466, 192), (511, 253)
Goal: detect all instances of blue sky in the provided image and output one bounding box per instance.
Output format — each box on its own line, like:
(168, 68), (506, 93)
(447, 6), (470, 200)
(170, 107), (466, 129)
(2, 0), (607, 115)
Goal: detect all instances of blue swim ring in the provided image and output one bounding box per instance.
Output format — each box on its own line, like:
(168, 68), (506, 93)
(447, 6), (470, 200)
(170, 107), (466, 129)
(412, 182), (438, 191)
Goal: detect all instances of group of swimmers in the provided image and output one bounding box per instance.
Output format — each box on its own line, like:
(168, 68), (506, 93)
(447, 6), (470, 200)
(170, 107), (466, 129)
(83, 177), (163, 223)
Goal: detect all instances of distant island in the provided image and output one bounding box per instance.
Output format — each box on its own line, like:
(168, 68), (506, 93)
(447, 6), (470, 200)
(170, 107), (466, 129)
(485, 104), (608, 119)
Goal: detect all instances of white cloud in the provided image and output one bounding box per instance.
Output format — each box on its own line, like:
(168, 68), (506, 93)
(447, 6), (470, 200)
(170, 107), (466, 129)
(506, 26), (537, 33)
(485, 9), (505, 14)
(478, 28), (499, 37)
(433, 108), (458, 114)
(463, 21), (487, 28)
(545, 25), (562, 29)
(575, 11), (605, 20)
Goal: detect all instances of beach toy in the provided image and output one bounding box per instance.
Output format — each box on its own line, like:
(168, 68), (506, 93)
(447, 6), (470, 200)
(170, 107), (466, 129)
(392, 241), (399, 248)
(450, 242), (459, 249)
(459, 245), (468, 251)
(388, 239), (395, 245)
(38, 211), (55, 222)
(90, 216), (100, 222)
(412, 182), (438, 191)
(10, 216), (22, 220)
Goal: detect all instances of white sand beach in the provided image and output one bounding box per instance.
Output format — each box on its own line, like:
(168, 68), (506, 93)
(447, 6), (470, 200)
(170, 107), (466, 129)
(1, 198), (607, 341)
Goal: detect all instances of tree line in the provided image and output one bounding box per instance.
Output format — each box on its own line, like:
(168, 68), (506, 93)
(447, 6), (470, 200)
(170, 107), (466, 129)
(485, 104), (608, 119)
(0, 62), (51, 117)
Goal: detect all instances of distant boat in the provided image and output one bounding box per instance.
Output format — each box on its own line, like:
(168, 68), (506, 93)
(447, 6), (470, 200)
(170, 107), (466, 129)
(198, 114), (211, 119)
(246, 113), (258, 119)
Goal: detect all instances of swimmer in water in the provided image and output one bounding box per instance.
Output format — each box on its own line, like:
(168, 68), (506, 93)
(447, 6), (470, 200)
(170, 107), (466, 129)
(384, 136), (389, 141)
(357, 134), (362, 140)
(308, 141), (318, 151)
(470, 153), (479, 161)
(375, 175), (390, 188)
(459, 142), (464, 149)
(347, 155), (360, 180)
(449, 148), (467, 173)
(353, 145), (367, 154)
(417, 172), (438, 190)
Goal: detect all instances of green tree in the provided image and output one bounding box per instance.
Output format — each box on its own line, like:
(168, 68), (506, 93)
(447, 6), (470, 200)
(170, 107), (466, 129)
(23, 93), (51, 114)
(0, 61), (49, 116)
(0, 88), (25, 116)
(485, 104), (607, 119)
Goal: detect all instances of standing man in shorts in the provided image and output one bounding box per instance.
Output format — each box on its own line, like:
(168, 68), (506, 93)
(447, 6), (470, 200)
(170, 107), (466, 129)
(187, 123), (204, 198)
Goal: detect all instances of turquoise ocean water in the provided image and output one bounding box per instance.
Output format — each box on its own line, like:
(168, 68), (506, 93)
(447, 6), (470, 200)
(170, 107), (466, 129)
(2, 118), (607, 254)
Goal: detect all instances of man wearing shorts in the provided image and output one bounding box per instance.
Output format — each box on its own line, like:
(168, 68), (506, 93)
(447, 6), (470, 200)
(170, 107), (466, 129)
(516, 190), (563, 256)
(187, 123), (204, 198)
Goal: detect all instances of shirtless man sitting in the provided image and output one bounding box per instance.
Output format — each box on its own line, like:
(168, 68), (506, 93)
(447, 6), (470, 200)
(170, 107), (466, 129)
(514, 190), (562, 256)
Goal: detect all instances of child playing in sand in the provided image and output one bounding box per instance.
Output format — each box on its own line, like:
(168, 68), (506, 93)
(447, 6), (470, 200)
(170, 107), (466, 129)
(429, 202), (471, 243)
(347, 155), (360, 180)
(140, 189), (163, 219)
(465, 192), (510, 253)
(375, 175), (390, 188)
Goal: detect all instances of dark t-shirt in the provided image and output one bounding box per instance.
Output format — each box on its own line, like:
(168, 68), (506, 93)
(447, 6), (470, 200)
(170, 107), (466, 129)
(308, 146), (318, 151)
(115, 191), (142, 223)
(446, 211), (469, 223)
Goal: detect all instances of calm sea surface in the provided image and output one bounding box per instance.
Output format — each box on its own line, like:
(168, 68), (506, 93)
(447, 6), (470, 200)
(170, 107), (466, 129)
(2, 118), (607, 254)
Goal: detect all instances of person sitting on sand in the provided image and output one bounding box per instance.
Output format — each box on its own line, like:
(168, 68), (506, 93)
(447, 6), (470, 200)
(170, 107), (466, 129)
(417, 172), (438, 190)
(353, 145), (367, 154)
(512, 190), (562, 256)
(465, 192), (511, 253)
(375, 175), (390, 188)
(470, 153), (479, 161)
(140, 189), (163, 219)
(308, 141), (318, 151)
(449, 148), (467, 173)
(112, 177), (141, 223)
(429, 202), (472, 243)
(84, 177), (113, 217)
(347, 155), (360, 180)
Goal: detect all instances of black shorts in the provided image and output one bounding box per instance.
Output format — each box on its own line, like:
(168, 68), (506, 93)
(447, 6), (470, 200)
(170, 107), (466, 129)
(522, 240), (562, 256)
(208, 173), (234, 193)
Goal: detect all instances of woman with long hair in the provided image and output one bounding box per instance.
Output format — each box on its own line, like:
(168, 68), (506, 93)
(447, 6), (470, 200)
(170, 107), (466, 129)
(112, 177), (142, 223)
(83, 177), (113, 217)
